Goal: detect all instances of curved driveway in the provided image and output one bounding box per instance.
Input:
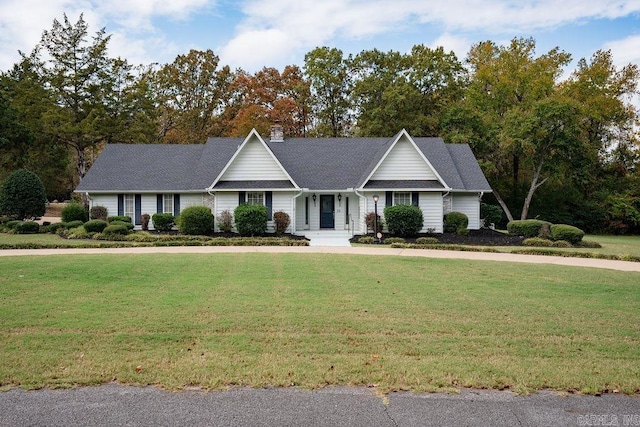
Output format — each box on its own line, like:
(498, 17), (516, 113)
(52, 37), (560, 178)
(1, 245), (639, 272)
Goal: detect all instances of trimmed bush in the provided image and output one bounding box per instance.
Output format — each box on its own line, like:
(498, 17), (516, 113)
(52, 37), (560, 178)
(444, 212), (468, 233)
(384, 237), (405, 244)
(383, 205), (423, 237)
(0, 169), (47, 220)
(152, 213), (175, 232)
(90, 205), (108, 221)
(65, 220), (85, 229)
(48, 222), (65, 233)
(109, 220), (134, 230)
(15, 221), (40, 234)
(480, 203), (503, 227)
(358, 236), (375, 244)
(550, 224), (585, 244)
(61, 202), (87, 223)
(67, 226), (89, 239)
(234, 204), (267, 236)
(507, 219), (552, 238)
(177, 206), (215, 235)
(102, 224), (129, 236)
(217, 210), (233, 233)
(365, 211), (384, 233)
(523, 237), (554, 247)
(108, 215), (132, 223)
(83, 219), (108, 233)
(416, 237), (438, 244)
(273, 211), (291, 234)
(5, 220), (21, 230)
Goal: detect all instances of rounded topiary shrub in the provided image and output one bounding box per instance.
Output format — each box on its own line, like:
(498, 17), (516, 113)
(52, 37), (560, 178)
(109, 220), (134, 230)
(550, 224), (584, 244)
(0, 169), (47, 220)
(444, 212), (468, 233)
(273, 211), (291, 234)
(177, 206), (214, 235)
(48, 222), (65, 233)
(83, 219), (108, 233)
(103, 224), (129, 236)
(507, 219), (552, 238)
(61, 203), (87, 223)
(234, 204), (267, 236)
(384, 205), (423, 237)
(152, 213), (175, 232)
(15, 221), (40, 234)
(90, 205), (108, 221)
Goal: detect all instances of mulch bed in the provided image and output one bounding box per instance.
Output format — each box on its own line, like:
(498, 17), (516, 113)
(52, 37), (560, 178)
(351, 228), (525, 246)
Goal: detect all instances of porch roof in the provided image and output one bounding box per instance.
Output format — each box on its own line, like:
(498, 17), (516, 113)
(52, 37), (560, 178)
(363, 180), (444, 189)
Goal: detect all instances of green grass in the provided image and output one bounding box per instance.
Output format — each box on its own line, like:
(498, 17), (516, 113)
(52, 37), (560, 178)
(1, 253), (638, 395)
(0, 233), (106, 247)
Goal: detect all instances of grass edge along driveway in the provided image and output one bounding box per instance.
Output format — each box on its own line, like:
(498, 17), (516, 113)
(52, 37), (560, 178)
(1, 252), (638, 395)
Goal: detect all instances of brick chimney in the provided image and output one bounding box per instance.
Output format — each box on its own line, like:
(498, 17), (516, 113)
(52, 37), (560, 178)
(270, 123), (284, 142)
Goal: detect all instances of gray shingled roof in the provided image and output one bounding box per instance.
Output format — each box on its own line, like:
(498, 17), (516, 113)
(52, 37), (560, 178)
(76, 134), (492, 193)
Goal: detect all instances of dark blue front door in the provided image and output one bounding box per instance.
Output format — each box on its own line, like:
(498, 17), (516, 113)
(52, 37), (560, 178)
(320, 195), (335, 228)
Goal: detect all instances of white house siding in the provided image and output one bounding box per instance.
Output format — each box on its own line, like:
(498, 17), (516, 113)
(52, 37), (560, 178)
(179, 193), (204, 211)
(420, 192), (444, 233)
(214, 192), (238, 232)
(370, 138), (437, 180)
(270, 191), (294, 233)
(89, 194), (118, 218)
(221, 137), (289, 181)
(451, 193), (481, 230)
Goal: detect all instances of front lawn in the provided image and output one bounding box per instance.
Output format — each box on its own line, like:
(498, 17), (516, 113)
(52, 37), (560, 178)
(1, 253), (638, 395)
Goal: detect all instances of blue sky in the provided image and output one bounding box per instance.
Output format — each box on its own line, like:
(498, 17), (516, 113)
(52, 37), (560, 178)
(1, 0), (640, 75)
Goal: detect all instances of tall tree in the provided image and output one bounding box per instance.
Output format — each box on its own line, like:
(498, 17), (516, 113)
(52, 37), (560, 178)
(304, 47), (351, 137)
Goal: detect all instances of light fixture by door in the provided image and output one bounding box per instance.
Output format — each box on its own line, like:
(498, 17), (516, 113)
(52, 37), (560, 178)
(312, 193), (317, 206)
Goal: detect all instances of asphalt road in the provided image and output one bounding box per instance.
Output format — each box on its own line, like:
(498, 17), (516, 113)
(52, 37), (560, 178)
(1, 384), (639, 427)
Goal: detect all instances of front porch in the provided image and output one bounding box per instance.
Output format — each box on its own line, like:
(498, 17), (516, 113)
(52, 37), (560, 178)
(298, 230), (353, 247)
(294, 191), (363, 235)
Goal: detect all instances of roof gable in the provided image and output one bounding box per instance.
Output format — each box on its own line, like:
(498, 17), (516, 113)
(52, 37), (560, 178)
(361, 130), (449, 189)
(209, 129), (298, 190)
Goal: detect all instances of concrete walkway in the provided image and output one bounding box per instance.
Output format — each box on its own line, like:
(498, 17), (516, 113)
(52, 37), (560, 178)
(1, 245), (639, 272)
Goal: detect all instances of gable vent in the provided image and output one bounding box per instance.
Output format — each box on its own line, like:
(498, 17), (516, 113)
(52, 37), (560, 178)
(270, 124), (284, 142)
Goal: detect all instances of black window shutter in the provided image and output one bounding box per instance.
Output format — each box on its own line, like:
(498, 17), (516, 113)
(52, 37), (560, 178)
(157, 194), (163, 213)
(117, 194), (124, 216)
(239, 191), (246, 204)
(173, 194), (180, 217)
(266, 191), (273, 220)
(412, 192), (419, 207)
(385, 191), (393, 207)
(134, 194), (142, 225)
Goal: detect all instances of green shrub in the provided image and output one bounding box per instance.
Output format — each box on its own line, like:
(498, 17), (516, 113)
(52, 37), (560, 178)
(416, 237), (438, 244)
(152, 213), (175, 232)
(217, 210), (233, 233)
(83, 219), (108, 233)
(481, 203), (503, 227)
(109, 220), (134, 230)
(358, 236), (375, 244)
(383, 205), (423, 236)
(90, 205), (108, 221)
(0, 169), (47, 220)
(384, 237), (405, 244)
(523, 237), (554, 247)
(457, 227), (469, 235)
(67, 226), (89, 239)
(61, 202), (87, 222)
(507, 219), (552, 238)
(48, 222), (65, 233)
(15, 221), (40, 234)
(550, 224), (585, 244)
(552, 240), (572, 248)
(273, 211), (291, 234)
(5, 220), (21, 230)
(177, 206), (215, 235)
(102, 224), (129, 235)
(108, 215), (132, 223)
(65, 220), (85, 229)
(234, 204), (267, 236)
(365, 211), (384, 233)
(444, 212), (468, 233)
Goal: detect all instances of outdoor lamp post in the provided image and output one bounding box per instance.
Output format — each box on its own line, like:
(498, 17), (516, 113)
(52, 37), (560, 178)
(372, 194), (379, 243)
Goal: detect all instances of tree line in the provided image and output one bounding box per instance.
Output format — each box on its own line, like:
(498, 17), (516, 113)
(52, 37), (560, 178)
(1, 14), (639, 233)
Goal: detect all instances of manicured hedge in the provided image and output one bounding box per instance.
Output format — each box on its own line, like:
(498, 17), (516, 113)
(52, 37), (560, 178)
(550, 224), (585, 244)
(507, 219), (552, 238)
(416, 237), (439, 244)
(102, 224), (129, 235)
(384, 205), (423, 237)
(152, 213), (175, 232)
(108, 215), (132, 223)
(83, 219), (108, 233)
(444, 212), (468, 233)
(234, 204), (267, 236)
(61, 203), (87, 223)
(109, 220), (134, 230)
(15, 221), (40, 234)
(177, 206), (214, 235)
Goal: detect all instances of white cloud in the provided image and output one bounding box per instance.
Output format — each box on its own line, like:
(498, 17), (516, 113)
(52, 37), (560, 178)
(604, 34), (640, 68)
(429, 34), (472, 62)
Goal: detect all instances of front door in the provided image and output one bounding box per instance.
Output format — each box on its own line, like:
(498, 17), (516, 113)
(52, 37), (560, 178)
(320, 195), (335, 228)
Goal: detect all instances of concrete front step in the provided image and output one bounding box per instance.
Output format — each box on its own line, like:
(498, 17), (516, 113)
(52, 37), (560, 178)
(299, 231), (353, 247)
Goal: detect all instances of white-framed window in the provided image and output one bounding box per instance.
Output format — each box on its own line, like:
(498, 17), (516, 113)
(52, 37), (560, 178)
(247, 192), (264, 206)
(124, 194), (134, 218)
(394, 192), (411, 206)
(163, 194), (174, 214)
